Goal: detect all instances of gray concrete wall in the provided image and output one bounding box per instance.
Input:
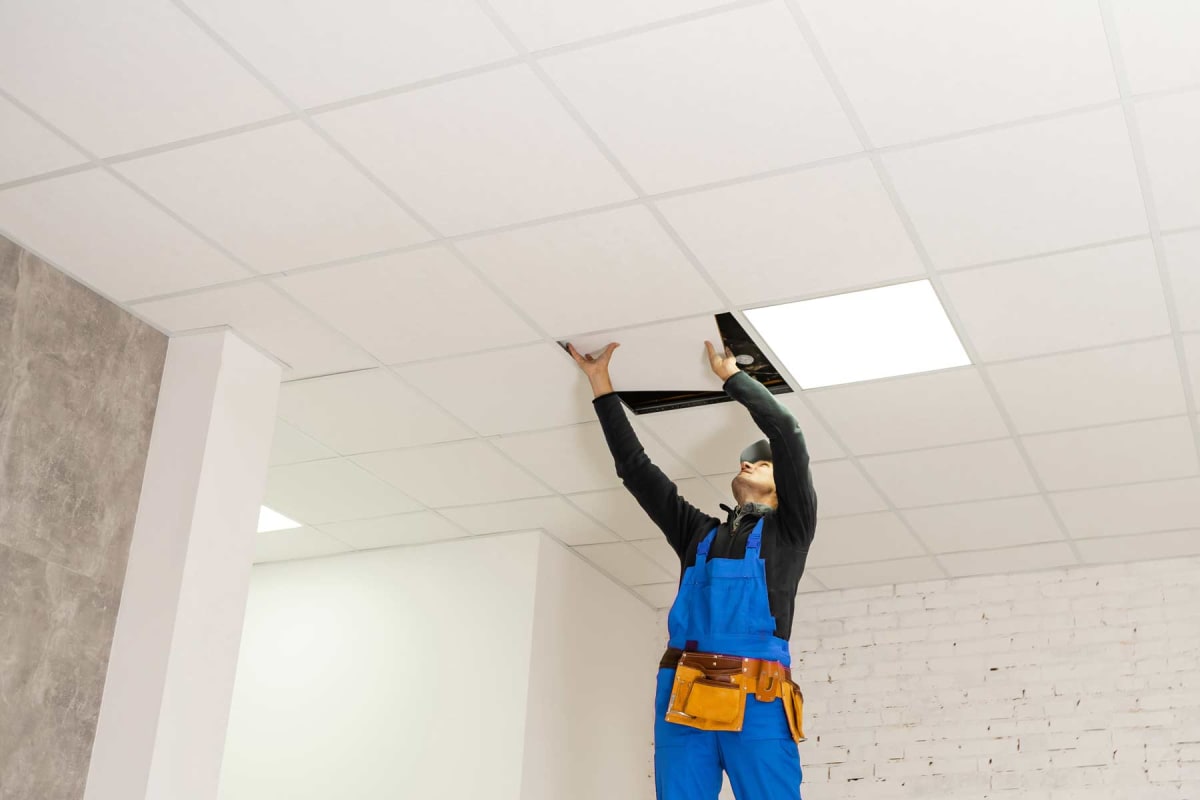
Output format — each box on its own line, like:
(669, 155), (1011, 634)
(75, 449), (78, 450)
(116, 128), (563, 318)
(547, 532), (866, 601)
(0, 235), (167, 800)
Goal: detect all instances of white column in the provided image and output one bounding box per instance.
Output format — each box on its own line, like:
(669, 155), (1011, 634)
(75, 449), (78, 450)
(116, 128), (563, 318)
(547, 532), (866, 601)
(84, 330), (281, 800)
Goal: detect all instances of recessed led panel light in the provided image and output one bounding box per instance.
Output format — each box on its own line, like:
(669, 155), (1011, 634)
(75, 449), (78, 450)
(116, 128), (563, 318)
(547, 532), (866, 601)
(258, 506), (302, 533)
(745, 280), (970, 389)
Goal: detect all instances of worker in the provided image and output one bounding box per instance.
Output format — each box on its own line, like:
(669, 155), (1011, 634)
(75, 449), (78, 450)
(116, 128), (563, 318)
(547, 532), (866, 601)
(567, 340), (817, 800)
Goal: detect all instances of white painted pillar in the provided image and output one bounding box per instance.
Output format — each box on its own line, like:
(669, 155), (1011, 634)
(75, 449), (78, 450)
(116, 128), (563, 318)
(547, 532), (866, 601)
(84, 330), (281, 800)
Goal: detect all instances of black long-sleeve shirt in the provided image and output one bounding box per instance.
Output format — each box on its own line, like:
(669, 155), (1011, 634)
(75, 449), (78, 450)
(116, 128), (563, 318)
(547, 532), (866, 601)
(593, 371), (818, 642)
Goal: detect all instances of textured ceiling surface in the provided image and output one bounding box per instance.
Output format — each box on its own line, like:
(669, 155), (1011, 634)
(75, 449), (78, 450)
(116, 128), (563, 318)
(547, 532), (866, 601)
(2, 0), (1198, 607)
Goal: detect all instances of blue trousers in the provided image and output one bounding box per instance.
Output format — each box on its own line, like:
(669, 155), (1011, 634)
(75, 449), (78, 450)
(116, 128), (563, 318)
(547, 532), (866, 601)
(654, 668), (803, 800)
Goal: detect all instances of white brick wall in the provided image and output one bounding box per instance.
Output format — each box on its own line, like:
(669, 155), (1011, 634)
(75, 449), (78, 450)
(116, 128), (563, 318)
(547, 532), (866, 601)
(789, 556), (1200, 800)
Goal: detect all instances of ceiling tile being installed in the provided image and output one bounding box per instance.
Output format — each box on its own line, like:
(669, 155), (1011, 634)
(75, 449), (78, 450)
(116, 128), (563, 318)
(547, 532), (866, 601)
(806, 368), (1008, 455)
(132, 282), (376, 380)
(316, 66), (633, 235)
(116, 121), (429, 272)
(274, 247), (539, 364)
(941, 240), (1170, 362)
(0, 170), (249, 301)
(797, 0), (1117, 146)
(398, 343), (596, 436)
(987, 339), (1188, 434)
(457, 205), (721, 336)
(882, 108), (1146, 268)
(0, 96), (86, 185)
(0, 0), (285, 157)
(540, 3), (860, 194)
(184, 0), (515, 107)
(275, 369), (472, 454)
(657, 159), (924, 306)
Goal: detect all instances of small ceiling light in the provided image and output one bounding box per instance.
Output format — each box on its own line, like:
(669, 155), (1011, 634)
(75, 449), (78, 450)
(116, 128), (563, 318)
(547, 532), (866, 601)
(745, 280), (970, 389)
(258, 506), (302, 533)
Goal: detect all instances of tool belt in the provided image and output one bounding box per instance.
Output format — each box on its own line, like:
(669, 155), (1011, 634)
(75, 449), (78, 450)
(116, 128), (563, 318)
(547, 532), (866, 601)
(660, 648), (805, 742)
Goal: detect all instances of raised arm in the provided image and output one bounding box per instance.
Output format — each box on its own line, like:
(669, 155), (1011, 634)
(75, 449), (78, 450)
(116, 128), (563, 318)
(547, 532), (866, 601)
(706, 341), (817, 546)
(568, 343), (719, 558)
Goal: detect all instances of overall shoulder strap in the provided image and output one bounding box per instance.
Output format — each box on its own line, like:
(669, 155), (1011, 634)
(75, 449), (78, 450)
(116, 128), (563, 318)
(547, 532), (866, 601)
(695, 527), (719, 560)
(744, 518), (765, 555)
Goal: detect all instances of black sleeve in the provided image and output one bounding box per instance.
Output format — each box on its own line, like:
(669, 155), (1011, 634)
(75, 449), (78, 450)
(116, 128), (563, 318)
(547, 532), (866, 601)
(723, 371), (817, 546)
(592, 392), (721, 559)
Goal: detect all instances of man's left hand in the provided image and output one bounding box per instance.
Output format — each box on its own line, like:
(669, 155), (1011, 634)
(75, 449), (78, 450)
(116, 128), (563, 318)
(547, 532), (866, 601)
(705, 340), (740, 382)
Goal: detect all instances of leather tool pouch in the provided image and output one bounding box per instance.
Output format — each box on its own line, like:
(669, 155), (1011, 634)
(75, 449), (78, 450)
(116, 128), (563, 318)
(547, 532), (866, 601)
(781, 680), (806, 743)
(665, 664), (747, 732)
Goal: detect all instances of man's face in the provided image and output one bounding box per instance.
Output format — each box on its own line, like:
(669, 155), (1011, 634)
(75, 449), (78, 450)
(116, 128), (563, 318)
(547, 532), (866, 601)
(731, 459), (775, 497)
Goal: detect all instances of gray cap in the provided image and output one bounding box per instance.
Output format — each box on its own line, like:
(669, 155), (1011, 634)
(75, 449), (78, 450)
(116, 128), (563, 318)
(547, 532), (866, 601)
(738, 439), (772, 465)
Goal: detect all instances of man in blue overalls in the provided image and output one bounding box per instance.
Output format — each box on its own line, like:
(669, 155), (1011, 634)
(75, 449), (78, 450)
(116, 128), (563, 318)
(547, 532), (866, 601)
(568, 340), (817, 800)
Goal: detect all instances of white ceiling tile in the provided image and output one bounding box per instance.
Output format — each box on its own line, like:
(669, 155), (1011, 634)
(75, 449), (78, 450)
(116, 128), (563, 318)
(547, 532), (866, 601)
(457, 205), (720, 336)
(796, 571), (826, 594)
(989, 340), (1188, 435)
(317, 512), (465, 550)
(941, 240), (1170, 361)
(811, 460), (889, 518)
(0, 170), (249, 301)
(274, 247), (539, 364)
(1137, 92), (1200, 231)
(1164, 231), (1200, 332)
(489, 0), (730, 50)
(574, 541), (673, 586)
(0, 96), (86, 184)
(1078, 529), (1200, 565)
(0, 0), (285, 156)
(116, 122), (428, 272)
(1187, 335), (1200, 400)
(493, 421), (692, 494)
(438, 496), (618, 546)
(254, 526), (353, 564)
(643, 395), (841, 476)
(807, 368), (1008, 455)
(633, 582), (678, 609)
(264, 458), (423, 525)
(808, 557), (944, 590)
(1050, 478), (1200, 539)
(940, 542), (1077, 578)
(860, 440), (1038, 508)
(882, 108), (1146, 268)
(1024, 417), (1199, 492)
(1109, 0), (1200, 94)
(657, 159), (924, 306)
(806, 512), (925, 567)
(353, 440), (551, 508)
(275, 369), (472, 454)
(674, 477), (734, 518)
(396, 344), (596, 436)
(132, 282), (375, 380)
(567, 488), (667, 542)
(797, 0), (1116, 146)
(632, 538), (682, 577)
(540, 3), (860, 194)
(185, 0), (514, 107)
(269, 418), (338, 466)
(902, 496), (1064, 553)
(317, 66), (633, 235)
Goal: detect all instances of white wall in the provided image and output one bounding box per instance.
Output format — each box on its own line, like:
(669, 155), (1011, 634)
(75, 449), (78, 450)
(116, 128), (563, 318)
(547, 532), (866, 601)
(519, 535), (660, 800)
(790, 556), (1200, 800)
(217, 533), (542, 800)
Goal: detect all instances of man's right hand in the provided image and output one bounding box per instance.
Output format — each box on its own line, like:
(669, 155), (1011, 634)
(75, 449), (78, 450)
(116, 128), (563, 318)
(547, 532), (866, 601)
(567, 342), (619, 397)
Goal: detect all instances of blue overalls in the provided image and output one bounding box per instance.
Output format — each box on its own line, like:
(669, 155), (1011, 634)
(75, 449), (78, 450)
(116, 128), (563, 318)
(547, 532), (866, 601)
(654, 519), (803, 800)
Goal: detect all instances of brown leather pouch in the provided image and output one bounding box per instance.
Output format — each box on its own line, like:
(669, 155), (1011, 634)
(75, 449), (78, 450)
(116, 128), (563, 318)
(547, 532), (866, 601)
(781, 680), (806, 743)
(665, 664), (747, 732)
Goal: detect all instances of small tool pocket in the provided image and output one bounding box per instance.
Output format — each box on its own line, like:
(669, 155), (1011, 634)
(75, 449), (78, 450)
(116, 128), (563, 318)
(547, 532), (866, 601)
(782, 681), (806, 743)
(665, 665), (747, 732)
